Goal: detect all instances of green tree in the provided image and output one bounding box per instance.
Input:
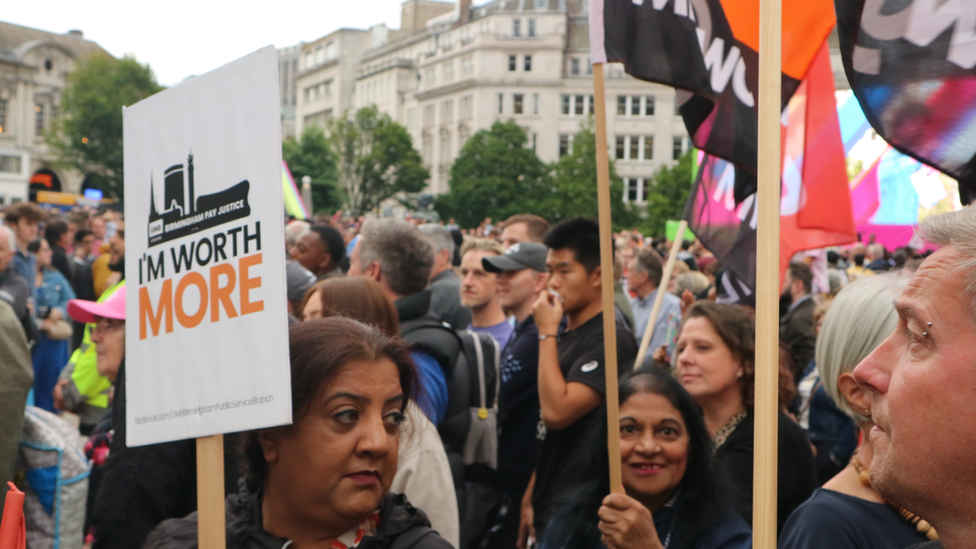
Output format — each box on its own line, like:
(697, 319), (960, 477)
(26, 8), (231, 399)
(434, 121), (551, 228)
(46, 52), (164, 199)
(640, 149), (695, 236)
(545, 118), (638, 229)
(282, 125), (341, 214)
(328, 106), (428, 215)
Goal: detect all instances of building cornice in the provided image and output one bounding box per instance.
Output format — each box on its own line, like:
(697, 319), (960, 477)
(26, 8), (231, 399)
(415, 76), (565, 100)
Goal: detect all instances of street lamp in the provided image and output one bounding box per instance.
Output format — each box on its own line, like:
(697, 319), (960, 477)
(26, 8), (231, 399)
(301, 175), (313, 218)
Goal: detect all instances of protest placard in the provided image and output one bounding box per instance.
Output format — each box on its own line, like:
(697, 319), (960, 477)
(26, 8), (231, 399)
(123, 46), (291, 448)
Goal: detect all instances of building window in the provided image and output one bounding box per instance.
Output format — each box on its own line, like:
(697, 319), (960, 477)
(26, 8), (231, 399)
(315, 47), (325, 65)
(462, 55), (474, 76)
(532, 133), (538, 151)
(444, 61), (454, 82)
(528, 19), (537, 37)
(644, 136), (654, 160)
(498, 93), (504, 114)
(629, 136), (639, 161)
(575, 94), (585, 115)
(513, 18), (521, 37)
(524, 54), (532, 72)
(570, 58), (580, 76)
(587, 58), (592, 75)
(535, 0), (547, 9)
(589, 95), (595, 115)
(617, 96), (627, 116)
(673, 136), (684, 160)
(442, 99), (454, 123)
(326, 42), (335, 59)
(559, 134), (572, 157)
(0, 154), (21, 174)
(460, 95), (473, 119)
(533, 93), (539, 115)
(631, 95), (641, 116)
(616, 136), (625, 160)
(509, 54), (517, 71)
(627, 178), (639, 202)
(0, 99), (6, 131)
(561, 94), (571, 115)
(645, 95), (655, 116)
(304, 51), (314, 68)
(513, 94), (524, 114)
(423, 104), (435, 128)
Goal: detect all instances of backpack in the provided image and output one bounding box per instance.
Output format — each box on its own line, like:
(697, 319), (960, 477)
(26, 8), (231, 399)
(16, 406), (90, 549)
(399, 317), (501, 475)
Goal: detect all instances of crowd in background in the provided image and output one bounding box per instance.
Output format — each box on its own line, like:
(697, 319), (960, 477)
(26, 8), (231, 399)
(0, 201), (961, 549)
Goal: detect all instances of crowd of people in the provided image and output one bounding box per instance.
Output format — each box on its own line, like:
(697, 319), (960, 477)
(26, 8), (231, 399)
(1, 200), (972, 549)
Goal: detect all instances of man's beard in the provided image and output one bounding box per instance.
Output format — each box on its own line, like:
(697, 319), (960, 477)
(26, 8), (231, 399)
(109, 257), (124, 273)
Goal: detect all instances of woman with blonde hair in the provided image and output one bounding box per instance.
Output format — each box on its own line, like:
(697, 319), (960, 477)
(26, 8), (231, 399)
(780, 274), (936, 548)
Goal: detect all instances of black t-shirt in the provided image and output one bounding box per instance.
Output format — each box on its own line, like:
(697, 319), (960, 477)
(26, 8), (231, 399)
(714, 410), (817, 534)
(531, 312), (638, 528)
(487, 315), (541, 496)
(780, 488), (929, 549)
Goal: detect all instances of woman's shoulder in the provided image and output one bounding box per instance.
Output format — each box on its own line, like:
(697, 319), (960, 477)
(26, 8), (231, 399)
(42, 268), (70, 287)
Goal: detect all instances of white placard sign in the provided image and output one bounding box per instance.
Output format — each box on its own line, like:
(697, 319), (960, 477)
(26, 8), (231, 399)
(123, 46), (291, 447)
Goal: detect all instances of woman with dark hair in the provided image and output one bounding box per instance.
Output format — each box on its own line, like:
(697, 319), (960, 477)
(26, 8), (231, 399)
(539, 367), (751, 549)
(29, 237), (75, 412)
(299, 277), (460, 547)
(144, 318), (453, 549)
(675, 301), (816, 533)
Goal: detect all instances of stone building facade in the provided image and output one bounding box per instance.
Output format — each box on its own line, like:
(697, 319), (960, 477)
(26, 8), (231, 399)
(0, 22), (108, 203)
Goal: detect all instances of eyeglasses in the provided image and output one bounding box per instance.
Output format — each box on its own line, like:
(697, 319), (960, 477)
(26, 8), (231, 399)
(92, 318), (125, 335)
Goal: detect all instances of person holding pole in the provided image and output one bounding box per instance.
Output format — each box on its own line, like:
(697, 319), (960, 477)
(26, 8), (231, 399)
(852, 205), (976, 549)
(626, 249), (682, 366)
(674, 301), (815, 533)
(519, 218), (638, 546)
(537, 367), (751, 549)
(144, 318), (454, 549)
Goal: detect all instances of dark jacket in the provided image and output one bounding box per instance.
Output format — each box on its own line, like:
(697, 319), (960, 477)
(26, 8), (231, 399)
(779, 297), (816, 381)
(142, 488), (453, 549)
(427, 270), (471, 330)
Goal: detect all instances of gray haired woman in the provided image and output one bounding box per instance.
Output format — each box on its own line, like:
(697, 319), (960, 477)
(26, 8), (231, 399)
(780, 274), (938, 549)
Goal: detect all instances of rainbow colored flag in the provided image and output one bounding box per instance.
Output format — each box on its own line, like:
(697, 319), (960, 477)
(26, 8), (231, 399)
(282, 161), (308, 220)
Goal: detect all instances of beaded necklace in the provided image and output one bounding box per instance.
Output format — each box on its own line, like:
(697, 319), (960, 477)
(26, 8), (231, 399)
(850, 457), (938, 541)
(711, 410), (748, 454)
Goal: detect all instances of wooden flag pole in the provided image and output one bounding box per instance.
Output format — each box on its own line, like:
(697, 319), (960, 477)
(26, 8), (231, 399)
(755, 0), (782, 545)
(592, 62), (623, 495)
(197, 435), (226, 548)
(633, 220), (687, 368)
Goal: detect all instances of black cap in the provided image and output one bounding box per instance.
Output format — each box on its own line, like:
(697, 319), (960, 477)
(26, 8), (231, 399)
(483, 242), (547, 273)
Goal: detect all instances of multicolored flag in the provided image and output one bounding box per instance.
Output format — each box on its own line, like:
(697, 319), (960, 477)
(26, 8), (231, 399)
(589, 0), (835, 203)
(685, 43), (856, 289)
(282, 160), (309, 220)
(835, 0), (976, 204)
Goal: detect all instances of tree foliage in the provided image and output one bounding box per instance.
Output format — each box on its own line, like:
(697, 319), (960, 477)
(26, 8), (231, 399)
(328, 106), (428, 215)
(434, 121), (551, 228)
(545, 118), (638, 230)
(639, 149), (695, 236)
(282, 125), (341, 214)
(46, 52), (164, 199)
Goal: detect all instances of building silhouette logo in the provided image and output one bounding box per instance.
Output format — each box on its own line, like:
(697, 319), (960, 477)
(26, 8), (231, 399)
(147, 152), (251, 247)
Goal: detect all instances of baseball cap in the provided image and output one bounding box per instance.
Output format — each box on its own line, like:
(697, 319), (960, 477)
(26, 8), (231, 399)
(68, 283), (126, 323)
(483, 242), (547, 273)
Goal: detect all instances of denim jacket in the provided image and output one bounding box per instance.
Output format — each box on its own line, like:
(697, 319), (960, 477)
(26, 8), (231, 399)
(36, 267), (75, 318)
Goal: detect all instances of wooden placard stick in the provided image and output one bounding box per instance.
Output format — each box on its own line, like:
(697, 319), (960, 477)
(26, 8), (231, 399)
(754, 0), (782, 545)
(633, 220), (687, 368)
(197, 435), (226, 549)
(592, 62), (623, 495)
